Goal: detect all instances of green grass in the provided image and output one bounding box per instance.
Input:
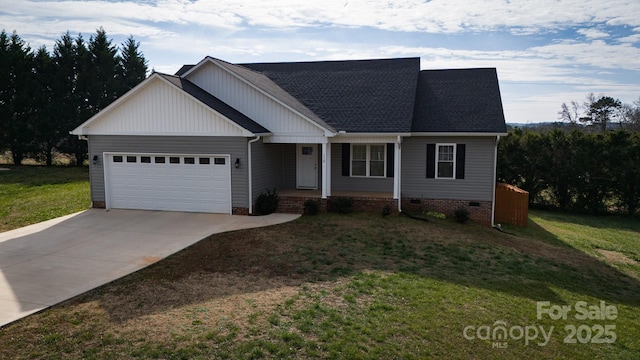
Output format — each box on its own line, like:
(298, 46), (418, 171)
(0, 172), (639, 358)
(0, 165), (90, 232)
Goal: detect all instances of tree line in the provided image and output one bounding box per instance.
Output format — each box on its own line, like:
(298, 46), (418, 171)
(0, 28), (147, 166)
(498, 128), (640, 215)
(559, 93), (640, 132)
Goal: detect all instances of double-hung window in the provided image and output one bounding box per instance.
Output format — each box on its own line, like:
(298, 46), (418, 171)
(436, 144), (455, 179)
(351, 144), (386, 177)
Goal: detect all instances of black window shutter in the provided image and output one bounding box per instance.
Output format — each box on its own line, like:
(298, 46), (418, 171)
(426, 143), (436, 178)
(386, 143), (394, 178)
(342, 143), (350, 176)
(456, 144), (466, 179)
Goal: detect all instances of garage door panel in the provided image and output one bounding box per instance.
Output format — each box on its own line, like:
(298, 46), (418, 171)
(105, 153), (231, 213)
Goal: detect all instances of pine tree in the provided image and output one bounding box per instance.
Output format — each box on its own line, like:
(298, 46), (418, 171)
(1, 31), (34, 164)
(32, 45), (58, 165)
(118, 35), (148, 96)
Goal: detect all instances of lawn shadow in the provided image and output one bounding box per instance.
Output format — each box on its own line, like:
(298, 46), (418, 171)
(85, 212), (640, 323)
(529, 209), (640, 233)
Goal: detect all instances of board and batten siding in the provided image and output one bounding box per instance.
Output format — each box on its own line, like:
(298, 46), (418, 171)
(250, 140), (285, 203)
(330, 143), (394, 193)
(85, 77), (245, 136)
(88, 135), (249, 208)
(402, 136), (497, 201)
(186, 62), (325, 138)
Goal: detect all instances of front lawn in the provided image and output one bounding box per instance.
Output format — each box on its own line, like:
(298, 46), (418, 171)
(0, 166), (90, 232)
(1, 207), (638, 359)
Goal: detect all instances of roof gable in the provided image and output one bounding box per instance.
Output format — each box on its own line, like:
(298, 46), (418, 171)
(71, 73), (268, 136)
(183, 57), (334, 135)
(243, 58), (419, 133)
(412, 68), (507, 133)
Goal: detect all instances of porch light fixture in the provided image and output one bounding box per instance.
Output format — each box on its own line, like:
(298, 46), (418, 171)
(92, 155), (98, 165)
(235, 158), (240, 168)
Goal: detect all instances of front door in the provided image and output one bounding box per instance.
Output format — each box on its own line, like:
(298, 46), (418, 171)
(296, 144), (318, 189)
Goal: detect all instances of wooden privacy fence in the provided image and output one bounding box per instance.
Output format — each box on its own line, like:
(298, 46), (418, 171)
(495, 183), (529, 227)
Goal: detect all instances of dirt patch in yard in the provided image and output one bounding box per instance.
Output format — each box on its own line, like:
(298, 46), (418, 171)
(598, 249), (637, 265)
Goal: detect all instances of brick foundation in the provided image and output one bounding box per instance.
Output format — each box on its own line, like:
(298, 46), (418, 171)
(276, 195), (398, 215)
(232, 207), (249, 215)
(401, 198), (492, 225)
(92, 201), (106, 209)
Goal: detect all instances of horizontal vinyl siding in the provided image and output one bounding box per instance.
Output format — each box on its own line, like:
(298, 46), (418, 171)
(282, 144), (296, 189)
(251, 140), (284, 203)
(330, 143), (394, 193)
(89, 135), (248, 208)
(87, 77), (244, 136)
(402, 136), (496, 201)
(188, 63), (324, 136)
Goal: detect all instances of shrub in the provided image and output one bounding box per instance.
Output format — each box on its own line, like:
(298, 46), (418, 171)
(303, 199), (321, 215)
(454, 206), (470, 223)
(256, 188), (279, 215)
(329, 197), (354, 214)
(424, 211), (446, 220)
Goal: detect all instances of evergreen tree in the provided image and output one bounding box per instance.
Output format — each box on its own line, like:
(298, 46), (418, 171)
(87, 27), (119, 113)
(0, 30), (10, 156)
(0, 31), (34, 165)
(32, 45), (58, 165)
(118, 35), (148, 95)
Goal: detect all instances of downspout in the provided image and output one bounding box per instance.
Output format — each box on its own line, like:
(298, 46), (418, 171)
(247, 136), (261, 215)
(491, 135), (500, 226)
(396, 135), (402, 212)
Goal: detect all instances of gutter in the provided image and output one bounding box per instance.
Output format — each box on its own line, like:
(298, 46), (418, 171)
(247, 136), (261, 214)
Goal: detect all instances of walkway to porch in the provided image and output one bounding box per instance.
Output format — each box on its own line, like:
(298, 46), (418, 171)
(277, 189), (396, 214)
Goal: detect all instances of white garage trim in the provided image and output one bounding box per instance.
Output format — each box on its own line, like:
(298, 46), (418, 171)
(104, 152), (232, 214)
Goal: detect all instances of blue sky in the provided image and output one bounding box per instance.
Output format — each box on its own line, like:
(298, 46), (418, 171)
(2, 0), (640, 123)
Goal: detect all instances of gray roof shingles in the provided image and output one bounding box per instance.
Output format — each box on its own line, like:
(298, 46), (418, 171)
(412, 68), (508, 133)
(176, 57), (507, 134)
(159, 73), (269, 134)
(242, 58), (420, 133)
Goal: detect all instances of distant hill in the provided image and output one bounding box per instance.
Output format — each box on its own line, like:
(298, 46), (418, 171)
(507, 122), (582, 131)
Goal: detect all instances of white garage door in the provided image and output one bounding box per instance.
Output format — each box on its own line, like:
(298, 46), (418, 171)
(105, 153), (231, 213)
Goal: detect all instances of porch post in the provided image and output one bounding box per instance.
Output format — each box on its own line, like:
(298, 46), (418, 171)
(321, 142), (329, 199)
(393, 139), (402, 209)
(326, 143), (331, 197)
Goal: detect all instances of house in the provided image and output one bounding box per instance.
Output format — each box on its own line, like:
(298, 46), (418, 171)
(71, 56), (507, 224)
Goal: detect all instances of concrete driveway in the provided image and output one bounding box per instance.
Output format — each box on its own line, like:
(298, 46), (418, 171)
(0, 209), (299, 327)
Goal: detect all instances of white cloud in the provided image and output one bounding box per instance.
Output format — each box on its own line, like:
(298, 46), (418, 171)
(577, 28), (609, 39)
(4, 0), (640, 39)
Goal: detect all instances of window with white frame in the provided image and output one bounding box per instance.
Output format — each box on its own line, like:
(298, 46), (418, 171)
(436, 144), (455, 179)
(351, 144), (386, 177)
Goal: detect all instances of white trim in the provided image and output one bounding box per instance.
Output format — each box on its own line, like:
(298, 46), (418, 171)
(248, 136), (261, 214)
(435, 143), (456, 180)
(321, 143), (328, 199)
(333, 132), (411, 138)
(350, 144), (387, 178)
(326, 143), (332, 197)
(264, 135), (328, 144)
(491, 135), (500, 226)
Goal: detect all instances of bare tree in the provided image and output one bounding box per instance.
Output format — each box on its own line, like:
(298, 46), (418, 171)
(558, 100), (581, 123)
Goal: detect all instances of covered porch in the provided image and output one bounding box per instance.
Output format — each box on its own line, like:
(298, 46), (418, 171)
(252, 136), (403, 214)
